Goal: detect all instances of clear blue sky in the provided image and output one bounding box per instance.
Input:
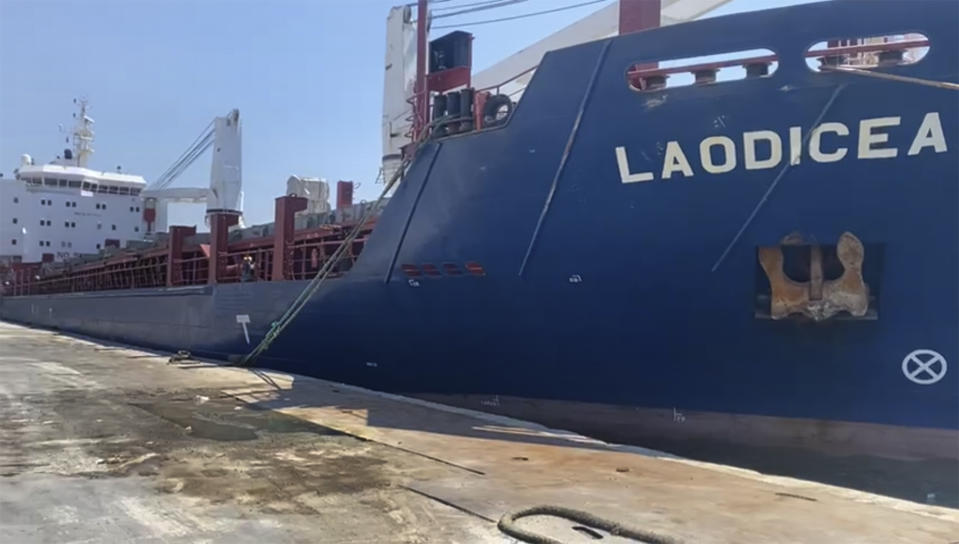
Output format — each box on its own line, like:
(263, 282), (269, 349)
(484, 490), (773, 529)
(0, 0), (813, 228)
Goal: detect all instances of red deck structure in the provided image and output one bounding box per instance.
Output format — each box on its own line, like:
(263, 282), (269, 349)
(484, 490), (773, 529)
(1, 195), (375, 296)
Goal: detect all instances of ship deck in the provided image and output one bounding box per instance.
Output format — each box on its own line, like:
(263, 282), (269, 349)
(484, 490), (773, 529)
(1, 320), (956, 544)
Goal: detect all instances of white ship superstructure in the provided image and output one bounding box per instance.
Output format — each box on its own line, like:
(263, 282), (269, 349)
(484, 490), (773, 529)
(0, 100), (146, 264)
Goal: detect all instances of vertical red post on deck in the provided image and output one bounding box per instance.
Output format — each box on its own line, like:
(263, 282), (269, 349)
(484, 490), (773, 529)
(271, 196), (308, 282)
(336, 181), (354, 210)
(619, 0), (661, 35)
(413, 0), (429, 144)
(208, 213), (239, 285)
(167, 225), (196, 287)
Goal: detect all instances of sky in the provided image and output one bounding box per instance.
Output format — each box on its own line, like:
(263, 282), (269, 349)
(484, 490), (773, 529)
(0, 0), (814, 228)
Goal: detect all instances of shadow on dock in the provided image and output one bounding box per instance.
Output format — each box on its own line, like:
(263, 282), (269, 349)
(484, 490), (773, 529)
(238, 372), (959, 509)
(31, 327), (959, 509)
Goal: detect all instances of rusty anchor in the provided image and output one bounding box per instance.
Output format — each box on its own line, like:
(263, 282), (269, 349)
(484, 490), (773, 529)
(759, 231), (869, 321)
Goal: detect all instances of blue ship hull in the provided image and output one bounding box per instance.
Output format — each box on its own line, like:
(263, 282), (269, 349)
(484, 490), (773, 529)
(2, 1), (957, 465)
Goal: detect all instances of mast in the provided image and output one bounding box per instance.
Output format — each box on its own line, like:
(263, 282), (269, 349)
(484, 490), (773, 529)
(71, 98), (95, 167)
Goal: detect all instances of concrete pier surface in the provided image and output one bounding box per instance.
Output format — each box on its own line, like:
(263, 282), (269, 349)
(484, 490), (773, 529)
(1, 320), (956, 543)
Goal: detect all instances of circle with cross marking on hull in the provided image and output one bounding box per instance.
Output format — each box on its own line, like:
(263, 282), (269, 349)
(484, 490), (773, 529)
(902, 349), (947, 385)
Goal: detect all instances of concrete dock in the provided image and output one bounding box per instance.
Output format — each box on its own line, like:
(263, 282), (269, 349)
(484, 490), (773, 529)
(1, 320), (957, 543)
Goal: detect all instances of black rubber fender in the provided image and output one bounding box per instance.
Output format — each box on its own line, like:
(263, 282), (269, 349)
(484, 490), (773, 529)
(482, 93), (514, 128)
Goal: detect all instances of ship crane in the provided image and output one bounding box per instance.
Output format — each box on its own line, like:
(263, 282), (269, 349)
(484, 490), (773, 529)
(141, 109), (243, 234)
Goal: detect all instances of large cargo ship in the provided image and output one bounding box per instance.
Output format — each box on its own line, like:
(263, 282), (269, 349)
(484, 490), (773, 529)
(1, 0), (956, 491)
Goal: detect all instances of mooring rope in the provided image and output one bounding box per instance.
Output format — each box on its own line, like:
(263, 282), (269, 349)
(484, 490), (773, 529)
(235, 110), (480, 366)
(237, 157), (411, 366)
(820, 65), (959, 91)
(497, 505), (682, 544)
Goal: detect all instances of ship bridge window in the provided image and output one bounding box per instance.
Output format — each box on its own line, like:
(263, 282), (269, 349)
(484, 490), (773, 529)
(118, 187), (130, 195)
(58, 179), (67, 187)
(97, 185), (108, 193)
(108, 186), (118, 194)
(44, 178), (56, 186)
(806, 33), (929, 72)
(131, 188), (141, 196)
(68, 180), (81, 188)
(627, 48), (778, 92)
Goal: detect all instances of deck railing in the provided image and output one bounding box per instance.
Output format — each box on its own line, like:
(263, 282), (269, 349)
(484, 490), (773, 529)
(7, 221), (376, 295)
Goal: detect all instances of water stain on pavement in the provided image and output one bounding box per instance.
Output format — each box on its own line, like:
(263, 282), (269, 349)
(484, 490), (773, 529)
(6, 388), (403, 515)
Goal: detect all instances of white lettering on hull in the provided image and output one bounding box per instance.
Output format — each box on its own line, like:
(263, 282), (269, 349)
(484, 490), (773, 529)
(700, 136), (737, 174)
(908, 112), (947, 156)
(857, 117), (900, 159)
(809, 122), (849, 163)
(743, 130), (782, 170)
(662, 141), (693, 179)
(615, 146), (653, 183)
(617, 112), (948, 184)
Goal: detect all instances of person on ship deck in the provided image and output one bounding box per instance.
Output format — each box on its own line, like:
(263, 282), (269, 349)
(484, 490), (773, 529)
(241, 255), (257, 282)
